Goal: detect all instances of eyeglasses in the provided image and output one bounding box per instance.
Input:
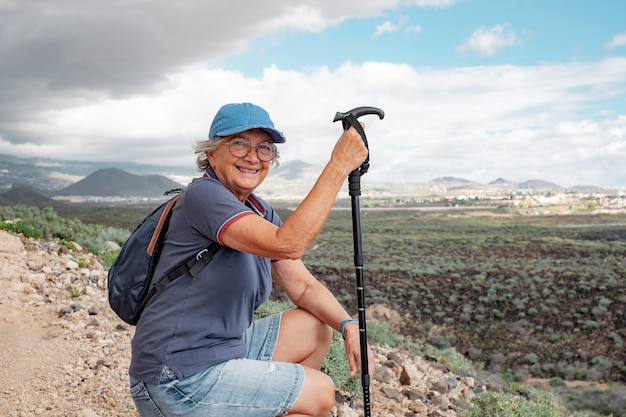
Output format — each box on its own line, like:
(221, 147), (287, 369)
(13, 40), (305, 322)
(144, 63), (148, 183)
(226, 137), (277, 162)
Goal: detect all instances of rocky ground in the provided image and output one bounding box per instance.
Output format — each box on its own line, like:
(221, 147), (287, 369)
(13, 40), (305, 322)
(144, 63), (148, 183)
(0, 230), (487, 417)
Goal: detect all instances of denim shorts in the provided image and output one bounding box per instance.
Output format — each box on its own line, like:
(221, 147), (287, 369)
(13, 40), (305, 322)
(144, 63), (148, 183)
(129, 313), (305, 417)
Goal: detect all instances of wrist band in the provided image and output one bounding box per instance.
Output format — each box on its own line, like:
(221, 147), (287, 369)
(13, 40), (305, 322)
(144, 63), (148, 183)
(340, 319), (359, 340)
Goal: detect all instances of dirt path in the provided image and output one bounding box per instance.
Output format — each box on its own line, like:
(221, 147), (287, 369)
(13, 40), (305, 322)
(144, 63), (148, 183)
(527, 377), (611, 391)
(1, 303), (51, 384)
(0, 303), (70, 414)
(0, 232), (138, 417)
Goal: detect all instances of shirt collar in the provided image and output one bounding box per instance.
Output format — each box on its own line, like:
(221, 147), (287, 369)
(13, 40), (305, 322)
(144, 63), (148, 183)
(203, 169), (267, 216)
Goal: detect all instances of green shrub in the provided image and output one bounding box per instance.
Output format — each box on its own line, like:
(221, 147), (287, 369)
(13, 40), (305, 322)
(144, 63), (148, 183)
(523, 353), (538, 365)
(466, 391), (563, 417)
(564, 387), (626, 417)
(365, 320), (397, 347)
(253, 299), (294, 320)
(0, 205), (128, 254)
(423, 346), (478, 377)
(549, 377), (566, 387)
(59, 239), (76, 250)
(422, 321), (434, 332)
(322, 330), (360, 397)
(0, 219), (43, 239)
(609, 332), (624, 350)
(99, 226), (131, 246)
(71, 256), (91, 268)
(102, 249), (121, 269)
(69, 287), (87, 298)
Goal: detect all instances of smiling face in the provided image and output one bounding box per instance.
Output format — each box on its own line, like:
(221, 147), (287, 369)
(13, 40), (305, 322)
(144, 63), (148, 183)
(206, 128), (273, 202)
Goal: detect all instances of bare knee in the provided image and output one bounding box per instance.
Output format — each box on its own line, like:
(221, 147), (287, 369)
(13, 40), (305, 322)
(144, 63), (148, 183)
(319, 372), (335, 412)
(311, 374), (335, 417)
(291, 369), (335, 417)
(297, 308), (332, 341)
(275, 308), (333, 369)
(300, 310), (332, 369)
(309, 372), (335, 417)
(298, 308), (332, 350)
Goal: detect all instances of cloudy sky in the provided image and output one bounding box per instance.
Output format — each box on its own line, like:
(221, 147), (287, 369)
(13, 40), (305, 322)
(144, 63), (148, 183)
(1, 0), (625, 187)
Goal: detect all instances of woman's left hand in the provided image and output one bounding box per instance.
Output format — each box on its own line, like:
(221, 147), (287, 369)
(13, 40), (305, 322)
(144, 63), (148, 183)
(342, 321), (376, 378)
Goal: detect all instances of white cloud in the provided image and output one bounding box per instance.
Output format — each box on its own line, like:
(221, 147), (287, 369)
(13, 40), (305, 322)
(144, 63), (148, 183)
(264, 5), (338, 33)
(373, 21), (400, 37)
(2, 58), (625, 187)
(373, 15), (421, 37)
(457, 24), (521, 57)
(605, 32), (626, 48)
(0, 1), (625, 188)
(411, 0), (461, 7)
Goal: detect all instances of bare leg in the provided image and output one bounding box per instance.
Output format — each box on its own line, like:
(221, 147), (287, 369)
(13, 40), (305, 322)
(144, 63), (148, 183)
(273, 308), (332, 369)
(273, 308), (334, 417)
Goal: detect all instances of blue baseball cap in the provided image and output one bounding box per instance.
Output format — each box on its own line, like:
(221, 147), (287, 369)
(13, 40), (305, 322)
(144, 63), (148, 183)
(208, 102), (286, 143)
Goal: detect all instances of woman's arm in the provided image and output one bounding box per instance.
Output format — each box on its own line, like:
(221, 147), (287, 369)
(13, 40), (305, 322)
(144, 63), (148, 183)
(271, 258), (374, 377)
(220, 126), (367, 260)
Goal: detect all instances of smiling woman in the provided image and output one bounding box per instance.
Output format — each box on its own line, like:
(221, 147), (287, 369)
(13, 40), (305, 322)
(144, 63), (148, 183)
(205, 129), (275, 202)
(127, 102), (375, 417)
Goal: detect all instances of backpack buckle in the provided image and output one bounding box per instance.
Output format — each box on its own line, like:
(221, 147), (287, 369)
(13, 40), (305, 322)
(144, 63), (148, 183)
(196, 248), (209, 261)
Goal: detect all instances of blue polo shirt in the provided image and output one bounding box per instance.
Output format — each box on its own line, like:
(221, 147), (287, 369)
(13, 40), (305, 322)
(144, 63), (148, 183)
(129, 170), (282, 384)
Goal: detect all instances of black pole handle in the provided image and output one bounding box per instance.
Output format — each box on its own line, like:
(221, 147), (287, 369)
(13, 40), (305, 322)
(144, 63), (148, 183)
(333, 107), (385, 195)
(333, 106), (385, 125)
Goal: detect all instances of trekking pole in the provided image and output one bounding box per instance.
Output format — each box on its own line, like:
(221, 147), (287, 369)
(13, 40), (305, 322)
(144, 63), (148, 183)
(333, 107), (384, 417)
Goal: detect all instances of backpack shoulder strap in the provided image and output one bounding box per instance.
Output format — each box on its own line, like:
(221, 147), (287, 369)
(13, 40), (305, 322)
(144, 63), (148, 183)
(135, 241), (220, 318)
(147, 194), (180, 257)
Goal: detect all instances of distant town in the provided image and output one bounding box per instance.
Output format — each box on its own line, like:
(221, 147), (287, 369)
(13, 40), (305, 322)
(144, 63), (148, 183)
(356, 188), (626, 216)
(1, 154), (624, 215)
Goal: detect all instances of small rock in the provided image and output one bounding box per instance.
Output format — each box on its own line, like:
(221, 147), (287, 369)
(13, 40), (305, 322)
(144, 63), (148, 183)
(408, 400), (428, 414)
(387, 351), (403, 365)
(447, 378), (458, 389)
(381, 387), (402, 400)
(431, 393), (450, 411)
(58, 306), (73, 317)
(432, 379), (448, 394)
(79, 408), (101, 417)
(400, 361), (422, 386)
(66, 260), (79, 270)
(402, 389), (423, 401)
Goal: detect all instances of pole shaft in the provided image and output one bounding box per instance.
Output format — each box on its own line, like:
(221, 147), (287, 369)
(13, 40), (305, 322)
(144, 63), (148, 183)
(349, 171), (371, 417)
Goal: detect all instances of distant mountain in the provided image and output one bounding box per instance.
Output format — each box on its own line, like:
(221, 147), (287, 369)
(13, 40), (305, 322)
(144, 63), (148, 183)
(1, 186), (66, 207)
(0, 153), (191, 193)
(0, 193), (15, 206)
(488, 178), (518, 189)
(569, 185), (605, 193)
(54, 168), (183, 198)
(259, 160), (323, 196)
(269, 160), (321, 181)
(426, 177), (574, 193)
(0, 152), (615, 199)
(431, 176), (474, 183)
(518, 179), (563, 191)
(428, 176), (484, 190)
